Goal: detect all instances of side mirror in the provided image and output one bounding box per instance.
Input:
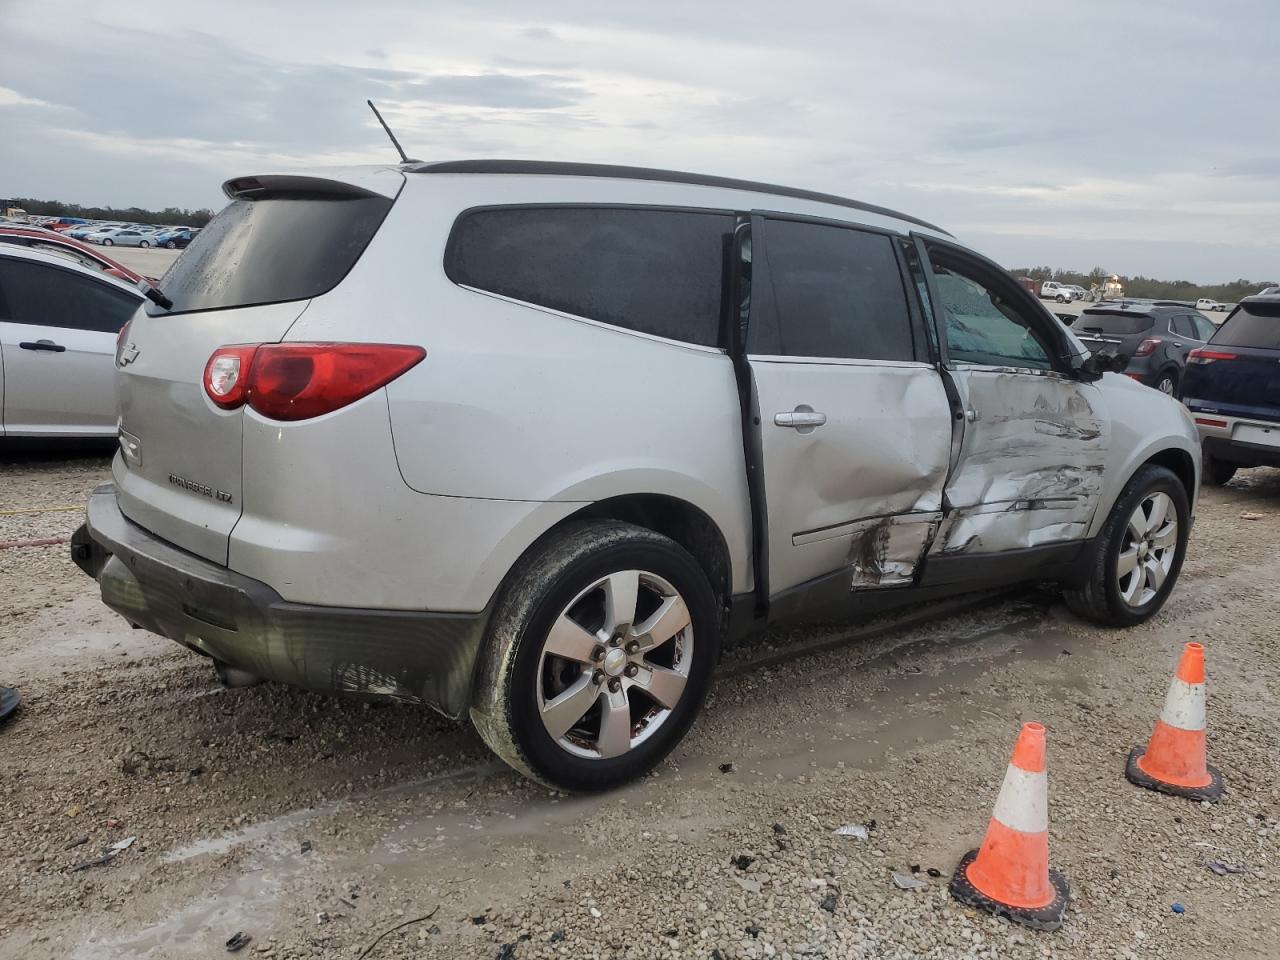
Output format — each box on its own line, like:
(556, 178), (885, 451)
(1073, 348), (1128, 382)
(1055, 312), (1076, 326)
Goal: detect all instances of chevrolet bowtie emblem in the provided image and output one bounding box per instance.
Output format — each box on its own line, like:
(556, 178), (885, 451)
(118, 342), (140, 366)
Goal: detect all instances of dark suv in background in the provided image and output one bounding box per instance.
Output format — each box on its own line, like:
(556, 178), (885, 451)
(1182, 294), (1280, 485)
(1072, 302), (1217, 396)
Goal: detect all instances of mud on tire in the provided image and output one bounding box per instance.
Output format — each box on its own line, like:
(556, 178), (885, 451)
(469, 520), (719, 792)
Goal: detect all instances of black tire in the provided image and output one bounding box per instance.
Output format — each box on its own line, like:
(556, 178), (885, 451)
(1056, 295), (1068, 303)
(102, 238), (113, 246)
(1154, 368), (1179, 397)
(165, 240), (176, 249)
(1203, 454), (1238, 487)
(139, 240), (150, 248)
(470, 520), (719, 792)
(1064, 464), (1189, 626)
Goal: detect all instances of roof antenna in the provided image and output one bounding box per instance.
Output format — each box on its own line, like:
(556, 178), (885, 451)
(367, 99), (419, 164)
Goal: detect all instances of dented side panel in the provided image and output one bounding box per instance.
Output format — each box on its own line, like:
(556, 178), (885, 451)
(934, 368), (1109, 555)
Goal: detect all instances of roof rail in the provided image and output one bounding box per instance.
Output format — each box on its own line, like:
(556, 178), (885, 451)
(409, 159), (952, 236)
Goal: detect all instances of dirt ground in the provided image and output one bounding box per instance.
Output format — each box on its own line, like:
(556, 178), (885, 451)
(1, 451), (1277, 960)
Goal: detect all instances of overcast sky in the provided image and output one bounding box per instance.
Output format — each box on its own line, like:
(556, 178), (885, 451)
(2, 0), (1276, 282)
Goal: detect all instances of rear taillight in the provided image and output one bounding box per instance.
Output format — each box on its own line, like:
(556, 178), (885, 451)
(1132, 337), (1161, 357)
(1187, 348), (1238, 365)
(203, 343), (425, 421)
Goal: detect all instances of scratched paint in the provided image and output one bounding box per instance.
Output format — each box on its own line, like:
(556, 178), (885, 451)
(935, 370), (1109, 555)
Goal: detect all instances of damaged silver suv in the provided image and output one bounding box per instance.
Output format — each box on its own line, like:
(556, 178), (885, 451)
(73, 161), (1199, 791)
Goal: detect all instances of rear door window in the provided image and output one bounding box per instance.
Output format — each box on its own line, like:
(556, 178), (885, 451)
(1192, 315), (1217, 340)
(1211, 303), (1280, 349)
(158, 194), (394, 314)
(0, 257), (139, 333)
(748, 218), (915, 361)
(1171, 315), (1196, 339)
(446, 206), (733, 347)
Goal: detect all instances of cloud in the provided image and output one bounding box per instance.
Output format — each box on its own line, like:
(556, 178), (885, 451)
(0, 86), (55, 108)
(407, 73), (585, 109)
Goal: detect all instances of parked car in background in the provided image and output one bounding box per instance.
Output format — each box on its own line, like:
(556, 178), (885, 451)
(43, 217), (88, 232)
(152, 227), (196, 249)
(71, 161), (1200, 791)
(1065, 285), (1089, 301)
(1196, 298), (1228, 313)
(1182, 294), (1280, 485)
(1039, 280), (1077, 302)
(66, 223), (107, 240)
(90, 227), (156, 247)
(1072, 302), (1216, 395)
(0, 226), (153, 286)
(1258, 286), (1280, 296)
(0, 245), (143, 438)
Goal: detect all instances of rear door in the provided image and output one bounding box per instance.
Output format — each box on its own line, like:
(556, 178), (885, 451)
(747, 215), (953, 596)
(113, 171), (401, 564)
(916, 237), (1109, 557)
(0, 255), (139, 436)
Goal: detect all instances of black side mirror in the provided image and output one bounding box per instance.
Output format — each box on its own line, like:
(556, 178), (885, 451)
(1055, 313), (1076, 326)
(1073, 348), (1128, 382)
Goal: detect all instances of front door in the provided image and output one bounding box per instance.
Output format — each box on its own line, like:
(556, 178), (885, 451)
(0, 256), (139, 436)
(916, 238), (1110, 557)
(746, 215), (954, 598)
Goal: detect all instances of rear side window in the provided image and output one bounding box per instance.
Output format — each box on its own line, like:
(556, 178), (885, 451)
(748, 219), (914, 361)
(446, 206), (733, 347)
(1076, 311), (1154, 335)
(1171, 315), (1196, 338)
(1211, 303), (1280, 349)
(0, 257), (139, 333)
(158, 195), (393, 314)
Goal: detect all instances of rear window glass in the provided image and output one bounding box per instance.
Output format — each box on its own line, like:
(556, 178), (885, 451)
(1075, 311), (1154, 335)
(445, 206), (733, 347)
(157, 195), (393, 314)
(1211, 303), (1280, 349)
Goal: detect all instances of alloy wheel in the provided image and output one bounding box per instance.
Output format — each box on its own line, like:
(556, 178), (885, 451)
(1157, 376), (1175, 395)
(1116, 492), (1177, 607)
(536, 569), (693, 760)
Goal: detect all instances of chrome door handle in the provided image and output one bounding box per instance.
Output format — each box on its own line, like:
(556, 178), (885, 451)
(774, 407), (827, 432)
(1172, 341), (1184, 348)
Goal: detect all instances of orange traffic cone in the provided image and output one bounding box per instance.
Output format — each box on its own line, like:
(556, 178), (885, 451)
(1126, 642), (1223, 802)
(950, 722), (1069, 931)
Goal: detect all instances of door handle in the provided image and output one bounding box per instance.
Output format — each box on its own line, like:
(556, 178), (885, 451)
(19, 339), (66, 353)
(1172, 341), (1184, 348)
(774, 407), (827, 432)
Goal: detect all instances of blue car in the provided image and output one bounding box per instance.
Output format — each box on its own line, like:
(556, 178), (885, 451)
(152, 227), (196, 249)
(1182, 293), (1280, 485)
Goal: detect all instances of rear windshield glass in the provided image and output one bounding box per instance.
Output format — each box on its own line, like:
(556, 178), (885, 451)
(1211, 303), (1280, 349)
(1074, 311), (1153, 335)
(156, 195), (392, 313)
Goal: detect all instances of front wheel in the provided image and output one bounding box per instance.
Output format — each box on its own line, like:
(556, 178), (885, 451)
(471, 520), (719, 792)
(1064, 465), (1189, 626)
(102, 238), (113, 246)
(165, 240), (177, 249)
(1154, 369), (1179, 396)
(139, 240), (150, 248)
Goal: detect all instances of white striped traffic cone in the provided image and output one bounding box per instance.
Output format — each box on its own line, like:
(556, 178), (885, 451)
(950, 722), (1069, 931)
(1126, 642), (1223, 802)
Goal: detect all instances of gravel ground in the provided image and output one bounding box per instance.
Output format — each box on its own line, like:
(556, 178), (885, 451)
(0, 451), (1277, 960)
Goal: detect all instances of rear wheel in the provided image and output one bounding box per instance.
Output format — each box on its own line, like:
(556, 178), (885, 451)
(139, 240), (150, 248)
(1064, 465), (1189, 626)
(1203, 454), (1238, 486)
(102, 238), (113, 246)
(1154, 368), (1179, 396)
(471, 520), (718, 792)
(165, 240), (177, 249)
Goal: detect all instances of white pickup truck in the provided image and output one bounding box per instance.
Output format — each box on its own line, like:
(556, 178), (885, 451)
(1039, 281), (1077, 302)
(1196, 298), (1228, 312)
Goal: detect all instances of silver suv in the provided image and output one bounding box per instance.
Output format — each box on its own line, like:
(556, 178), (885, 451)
(73, 161), (1200, 791)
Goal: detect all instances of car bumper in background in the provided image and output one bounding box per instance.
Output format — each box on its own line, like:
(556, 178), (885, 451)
(71, 483), (489, 719)
(1192, 413), (1280, 468)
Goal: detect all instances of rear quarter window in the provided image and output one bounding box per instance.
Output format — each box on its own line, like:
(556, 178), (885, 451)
(158, 194), (393, 314)
(445, 206), (734, 347)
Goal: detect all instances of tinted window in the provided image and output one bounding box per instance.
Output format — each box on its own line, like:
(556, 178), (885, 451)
(1211, 303), (1280, 349)
(1076, 311), (1154, 335)
(0, 257), (139, 333)
(1171, 315), (1196, 338)
(749, 219), (913, 360)
(447, 207), (732, 347)
(159, 195), (393, 314)
(1192, 315), (1217, 340)
(930, 259), (1054, 369)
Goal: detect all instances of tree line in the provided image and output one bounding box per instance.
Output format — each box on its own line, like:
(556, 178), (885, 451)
(1012, 265), (1275, 304)
(9, 197), (216, 228)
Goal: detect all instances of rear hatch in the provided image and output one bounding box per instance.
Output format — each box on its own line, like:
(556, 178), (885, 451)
(113, 170), (401, 563)
(1072, 308), (1155, 359)
(1182, 299), (1280, 423)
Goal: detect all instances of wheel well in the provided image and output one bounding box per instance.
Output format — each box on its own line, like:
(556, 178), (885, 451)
(566, 495), (733, 627)
(1144, 447), (1196, 498)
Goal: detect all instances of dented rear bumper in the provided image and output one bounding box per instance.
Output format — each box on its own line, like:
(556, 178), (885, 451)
(71, 483), (488, 719)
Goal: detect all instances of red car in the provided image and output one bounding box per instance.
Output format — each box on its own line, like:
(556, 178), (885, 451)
(0, 226), (155, 285)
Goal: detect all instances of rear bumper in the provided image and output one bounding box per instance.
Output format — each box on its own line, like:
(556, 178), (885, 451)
(1191, 412), (1280, 468)
(71, 483), (489, 719)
